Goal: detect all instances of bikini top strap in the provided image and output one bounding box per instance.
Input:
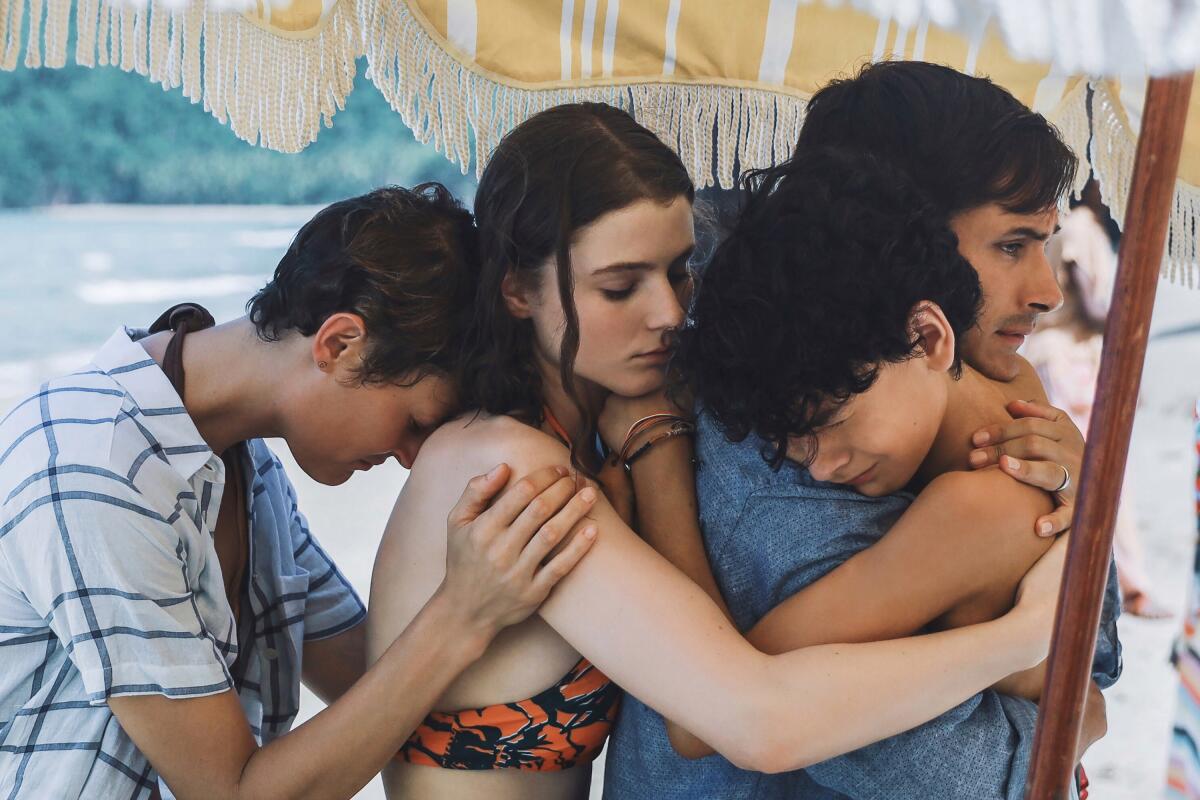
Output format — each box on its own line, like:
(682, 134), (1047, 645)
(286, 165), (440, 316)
(541, 405), (573, 448)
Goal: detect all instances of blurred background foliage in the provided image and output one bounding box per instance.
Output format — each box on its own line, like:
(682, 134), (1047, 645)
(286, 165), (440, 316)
(0, 59), (476, 207)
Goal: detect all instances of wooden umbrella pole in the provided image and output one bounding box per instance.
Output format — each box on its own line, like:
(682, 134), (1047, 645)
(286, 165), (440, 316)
(1025, 72), (1194, 799)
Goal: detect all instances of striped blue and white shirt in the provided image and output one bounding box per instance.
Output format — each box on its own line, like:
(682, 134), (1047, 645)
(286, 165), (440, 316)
(0, 328), (366, 799)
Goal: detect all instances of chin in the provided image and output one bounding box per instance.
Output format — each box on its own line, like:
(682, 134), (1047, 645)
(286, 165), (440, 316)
(322, 470), (354, 487)
(960, 336), (1022, 383)
(976, 351), (1023, 383)
(853, 483), (892, 498)
(613, 373), (669, 398)
(296, 457), (354, 487)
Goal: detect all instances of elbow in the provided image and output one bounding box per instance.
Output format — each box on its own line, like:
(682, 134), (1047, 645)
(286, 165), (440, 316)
(727, 739), (809, 775)
(665, 723), (713, 760)
(717, 700), (818, 774)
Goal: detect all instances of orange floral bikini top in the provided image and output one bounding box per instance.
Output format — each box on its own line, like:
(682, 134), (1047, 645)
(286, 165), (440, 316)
(397, 659), (621, 771)
(396, 406), (621, 771)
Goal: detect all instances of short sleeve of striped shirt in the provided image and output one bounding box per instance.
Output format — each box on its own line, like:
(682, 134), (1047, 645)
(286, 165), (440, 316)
(271, 461), (366, 641)
(0, 395), (233, 705)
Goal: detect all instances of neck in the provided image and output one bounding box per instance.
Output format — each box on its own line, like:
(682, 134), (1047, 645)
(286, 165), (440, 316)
(534, 351), (606, 446)
(912, 366), (1013, 490)
(141, 317), (287, 455)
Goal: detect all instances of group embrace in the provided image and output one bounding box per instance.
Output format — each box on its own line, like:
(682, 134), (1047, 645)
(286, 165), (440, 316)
(0, 61), (1120, 800)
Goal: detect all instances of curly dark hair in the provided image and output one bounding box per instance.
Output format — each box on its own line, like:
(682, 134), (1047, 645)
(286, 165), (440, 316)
(247, 184), (478, 386)
(463, 102), (694, 472)
(797, 61), (1077, 217)
(678, 148), (983, 467)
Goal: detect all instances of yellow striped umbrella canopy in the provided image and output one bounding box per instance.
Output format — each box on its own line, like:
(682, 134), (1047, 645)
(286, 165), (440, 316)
(2, 0), (1198, 278)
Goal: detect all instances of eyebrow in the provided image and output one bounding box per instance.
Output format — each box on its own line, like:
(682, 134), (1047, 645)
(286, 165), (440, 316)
(1001, 224), (1061, 241)
(592, 261), (654, 276)
(591, 246), (695, 276)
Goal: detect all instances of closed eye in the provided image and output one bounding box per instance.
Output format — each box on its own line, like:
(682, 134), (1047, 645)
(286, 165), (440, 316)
(601, 285), (636, 301)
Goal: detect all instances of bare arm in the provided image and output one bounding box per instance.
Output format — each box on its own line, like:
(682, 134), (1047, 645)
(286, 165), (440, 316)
(744, 470), (1054, 653)
(111, 592), (493, 800)
(302, 623), (366, 705)
(596, 390), (732, 617)
(664, 469), (1052, 758)
(423, 424), (1061, 773)
(109, 465), (598, 800)
(626, 434), (733, 618)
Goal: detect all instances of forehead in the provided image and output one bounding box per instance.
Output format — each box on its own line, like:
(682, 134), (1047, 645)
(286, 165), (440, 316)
(571, 196), (695, 270)
(378, 373), (457, 412)
(951, 203), (1059, 241)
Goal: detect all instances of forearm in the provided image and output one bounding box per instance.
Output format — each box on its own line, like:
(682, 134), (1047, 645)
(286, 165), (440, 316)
(237, 591), (489, 799)
(804, 690), (1038, 800)
(539, 502), (1046, 773)
(751, 610), (1045, 772)
(302, 623), (367, 705)
(992, 660), (1046, 701)
(630, 435), (731, 618)
(632, 437), (732, 756)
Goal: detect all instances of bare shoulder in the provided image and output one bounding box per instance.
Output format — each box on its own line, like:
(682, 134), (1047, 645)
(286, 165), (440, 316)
(920, 468), (1054, 532)
(411, 411), (574, 480)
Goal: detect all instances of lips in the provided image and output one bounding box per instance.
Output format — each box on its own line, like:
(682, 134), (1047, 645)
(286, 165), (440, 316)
(996, 326), (1034, 348)
(633, 347), (671, 362)
(356, 455), (393, 470)
(845, 464), (876, 486)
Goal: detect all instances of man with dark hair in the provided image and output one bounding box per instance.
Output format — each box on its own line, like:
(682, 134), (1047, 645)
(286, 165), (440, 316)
(0, 185), (599, 799)
(605, 63), (1118, 800)
(799, 61), (1075, 390)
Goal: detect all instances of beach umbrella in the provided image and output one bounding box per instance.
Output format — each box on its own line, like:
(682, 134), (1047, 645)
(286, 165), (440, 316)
(2, 0), (1198, 796)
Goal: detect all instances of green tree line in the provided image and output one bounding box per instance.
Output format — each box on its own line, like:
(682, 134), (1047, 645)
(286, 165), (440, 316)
(0, 59), (475, 207)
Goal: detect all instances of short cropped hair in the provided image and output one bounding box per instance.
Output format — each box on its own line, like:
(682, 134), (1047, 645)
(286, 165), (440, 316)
(248, 184), (478, 386)
(797, 61), (1077, 217)
(679, 149), (983, 466)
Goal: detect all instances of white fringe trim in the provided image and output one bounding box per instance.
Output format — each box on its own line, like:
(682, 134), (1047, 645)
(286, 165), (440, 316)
(1089, 80), (1200, 287)
(1, 0), (1197, 278)
(5, 0), (363, 152)
(362, 0), (806, 186)
(1044, 79), (1093, 209)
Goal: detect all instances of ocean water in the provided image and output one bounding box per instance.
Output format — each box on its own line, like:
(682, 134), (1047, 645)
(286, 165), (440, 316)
(0, 205), (320, 407)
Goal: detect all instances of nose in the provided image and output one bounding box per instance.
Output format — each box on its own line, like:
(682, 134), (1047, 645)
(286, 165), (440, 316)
(807, 444), (850, 483)
(1024, 247), (1064, 314)
(391, 445), (418, 470)
(648, 275), (687, 332)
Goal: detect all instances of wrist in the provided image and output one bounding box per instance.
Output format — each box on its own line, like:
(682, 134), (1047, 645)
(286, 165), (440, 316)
(997, 606), (1051, 672)
(627, 433), (695, 480)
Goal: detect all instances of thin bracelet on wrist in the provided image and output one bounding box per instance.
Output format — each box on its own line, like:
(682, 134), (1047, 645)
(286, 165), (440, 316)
(622, 421), (696, 471)
(618, 413), (692, 464)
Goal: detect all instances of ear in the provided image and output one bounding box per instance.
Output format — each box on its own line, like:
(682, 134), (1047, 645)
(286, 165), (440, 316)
(311, 312), (368, 377)
(500, 269), (535, 319)
(909, 301), (956, 373)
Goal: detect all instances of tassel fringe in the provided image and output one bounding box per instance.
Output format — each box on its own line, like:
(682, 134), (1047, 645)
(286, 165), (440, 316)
(1, 0), (1196, 280)
(1089, 80), (1200, 286)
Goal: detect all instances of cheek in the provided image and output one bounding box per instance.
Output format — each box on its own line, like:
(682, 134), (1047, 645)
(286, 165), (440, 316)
(974, 260), (1020, 309)
(573, 298), (634, 363)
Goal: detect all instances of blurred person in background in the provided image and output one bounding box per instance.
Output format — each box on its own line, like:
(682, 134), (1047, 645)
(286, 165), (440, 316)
(1021, 181), (1170, 619)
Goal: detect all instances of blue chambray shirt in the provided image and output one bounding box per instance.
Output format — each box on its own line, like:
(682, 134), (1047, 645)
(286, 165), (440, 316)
(605, 409), (1122, 800)
(0, 329), (365, 799)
